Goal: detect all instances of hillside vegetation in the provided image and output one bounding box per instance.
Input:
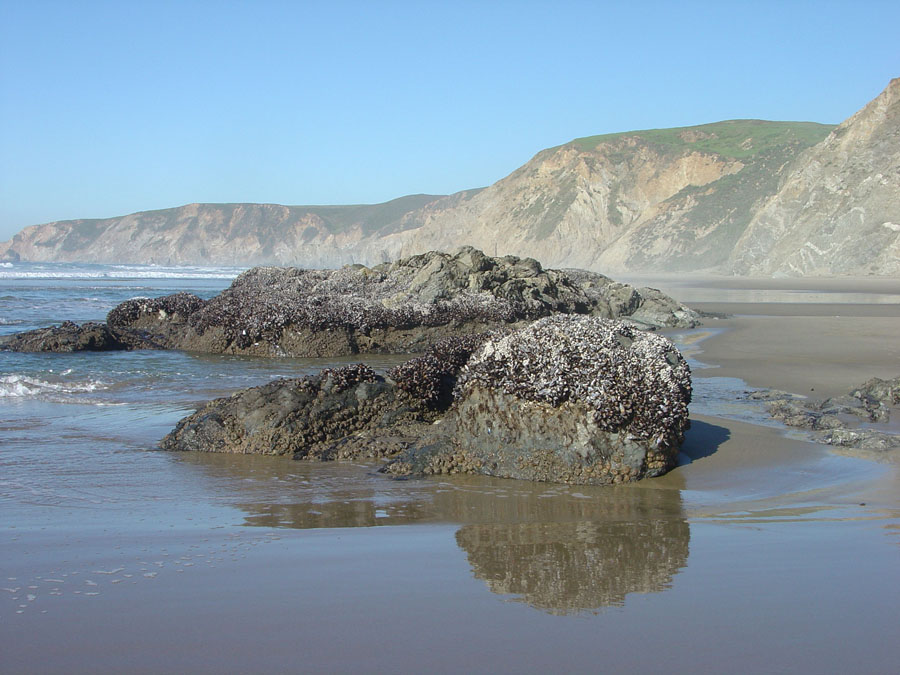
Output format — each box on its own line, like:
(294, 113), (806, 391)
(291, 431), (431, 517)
(569, 120), (834, 158)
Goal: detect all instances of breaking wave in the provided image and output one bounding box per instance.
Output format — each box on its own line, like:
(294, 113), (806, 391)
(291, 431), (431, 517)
(0, 263), (245, 280)
(0, 374), (109, 400)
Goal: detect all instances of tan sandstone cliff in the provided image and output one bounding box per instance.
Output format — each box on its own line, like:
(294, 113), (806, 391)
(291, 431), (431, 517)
(727, 78), (900, 276)
(2, 79), (897, 277)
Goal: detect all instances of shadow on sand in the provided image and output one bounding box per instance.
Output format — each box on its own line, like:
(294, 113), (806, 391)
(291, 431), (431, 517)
(678, 418), (731, 465)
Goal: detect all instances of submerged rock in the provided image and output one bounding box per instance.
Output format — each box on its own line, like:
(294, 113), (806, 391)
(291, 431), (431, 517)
(384, 316), (692, 485)
(818, 428), (900, 452)
(109, 247), (700, 357)
(759, 376), (900, 452)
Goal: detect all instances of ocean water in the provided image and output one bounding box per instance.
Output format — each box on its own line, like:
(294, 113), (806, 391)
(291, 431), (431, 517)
(0, 262), (414, 530)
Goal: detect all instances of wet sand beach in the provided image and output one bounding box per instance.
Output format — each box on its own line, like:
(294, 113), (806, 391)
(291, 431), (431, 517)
(690, 305), (900, 399)
(2, 278), (899, 674)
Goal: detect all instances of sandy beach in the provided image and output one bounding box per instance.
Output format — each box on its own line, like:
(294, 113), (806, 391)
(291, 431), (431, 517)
(691, 310), (900, 399)
(2, 277), (899, 674)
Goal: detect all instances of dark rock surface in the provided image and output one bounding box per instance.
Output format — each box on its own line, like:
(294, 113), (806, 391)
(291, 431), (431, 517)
(160, 364), (426, 458)
(107, 292), (206, 349)
(110, 247), (701, 357)
(383, 316), (692, 485)
(0, 320), (161, 352)
(160, 336), (485, 459)
(757, 376), (900, 453)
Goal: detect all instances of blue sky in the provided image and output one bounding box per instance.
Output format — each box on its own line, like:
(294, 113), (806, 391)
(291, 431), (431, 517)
(1, 0), (897, 241)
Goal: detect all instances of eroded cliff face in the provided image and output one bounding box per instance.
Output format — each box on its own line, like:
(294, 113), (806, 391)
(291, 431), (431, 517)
(0, 197), (443, 267)
(729, 78), (900, 276)
(3, 80), (897, 276)
(375, 138), (749, 271)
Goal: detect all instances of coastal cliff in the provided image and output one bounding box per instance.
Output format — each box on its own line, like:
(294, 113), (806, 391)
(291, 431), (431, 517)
(728, 77), (900, 276)
(3, 80), (898, 276)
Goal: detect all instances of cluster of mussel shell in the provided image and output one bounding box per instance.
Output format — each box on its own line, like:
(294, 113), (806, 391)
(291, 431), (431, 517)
(109, 267), (526, 349)
(107, 291), (206, 327)
(105, 249), (635, 350)
(388, 333), (496, 408)
(319, 363), (380, 393)
(456, 315), (692, 444)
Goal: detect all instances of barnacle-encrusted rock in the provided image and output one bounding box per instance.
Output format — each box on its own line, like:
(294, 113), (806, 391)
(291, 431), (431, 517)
(106, 292), (207, 348)
(384, 316), (692, 484)
(161, 316), (693, 484)
(388, 333), (496, 408)
(103, 247), (700, 357)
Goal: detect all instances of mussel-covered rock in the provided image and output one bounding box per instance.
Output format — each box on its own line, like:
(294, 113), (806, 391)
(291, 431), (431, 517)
(161, 316), (694, 485)
(106, 292), (206, 348)
(104, 247), (700, 357)
(384, 316), (692, 484)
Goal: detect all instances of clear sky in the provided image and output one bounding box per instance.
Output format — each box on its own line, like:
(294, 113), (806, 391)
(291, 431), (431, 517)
(1, 0), (897, 241)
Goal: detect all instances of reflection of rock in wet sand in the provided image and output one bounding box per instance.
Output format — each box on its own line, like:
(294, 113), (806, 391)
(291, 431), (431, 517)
(446, 484), (689, 614)
(175, 451), (688, 613)
(240, 498), (436, 529)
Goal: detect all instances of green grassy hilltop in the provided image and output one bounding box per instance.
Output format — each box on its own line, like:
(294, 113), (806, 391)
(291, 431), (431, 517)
(569, 120), (835, 158)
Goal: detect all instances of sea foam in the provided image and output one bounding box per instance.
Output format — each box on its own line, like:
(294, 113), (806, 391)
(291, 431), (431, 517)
(0, 263), (243, 280)
(0, 374), (108, 400)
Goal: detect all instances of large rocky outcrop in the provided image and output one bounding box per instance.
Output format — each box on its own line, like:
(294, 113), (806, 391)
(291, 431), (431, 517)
(1, 248), (701, 356)
(2, 247), (698, 356)
(162, 317), (692, 486)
